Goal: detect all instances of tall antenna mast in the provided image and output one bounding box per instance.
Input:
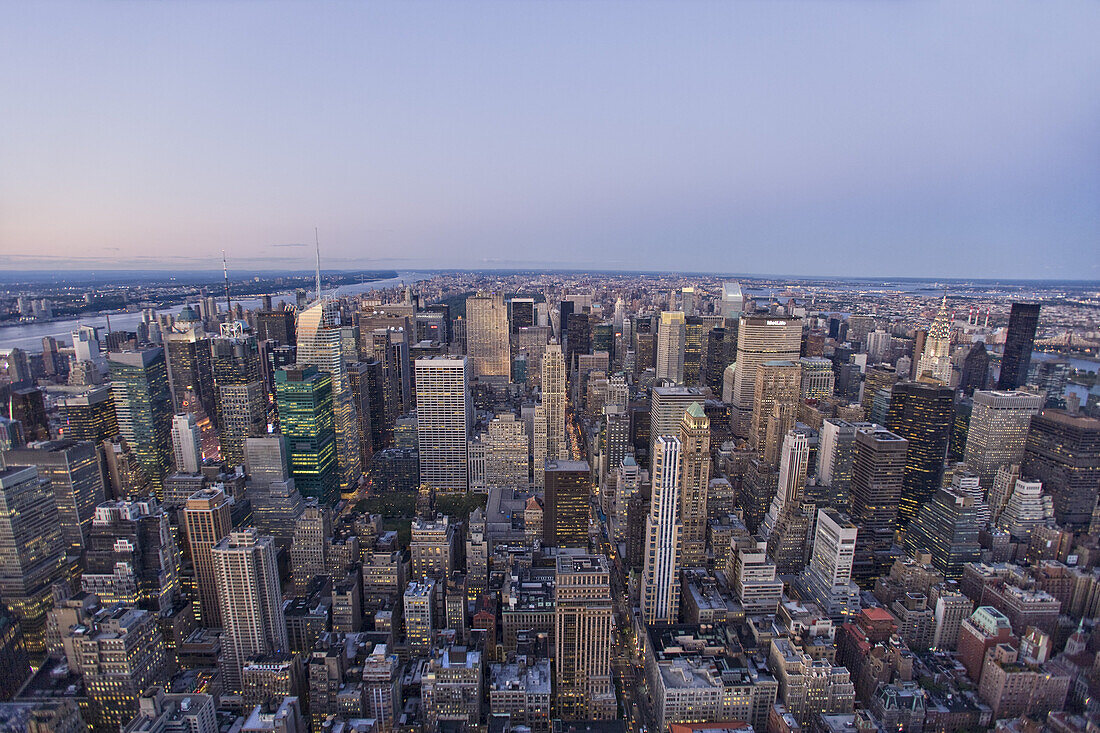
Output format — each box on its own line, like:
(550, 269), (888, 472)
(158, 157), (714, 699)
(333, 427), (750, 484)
(314, 227), (323, 303)
(222, 250), (232, 314)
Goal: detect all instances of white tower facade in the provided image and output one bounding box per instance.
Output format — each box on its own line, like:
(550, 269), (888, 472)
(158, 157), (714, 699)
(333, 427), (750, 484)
(641, 436), (682, 625)
(656, 311), (686, 385)
(415, 357), (472, 492)
(541, 341), (568, 462)
(171, 413), (203, 474)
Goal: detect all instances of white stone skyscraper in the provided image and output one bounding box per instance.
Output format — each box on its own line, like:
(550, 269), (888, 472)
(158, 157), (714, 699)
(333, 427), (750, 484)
(415, 357), (471, 492)
(963, 390), (1043, 490)
(641, 435), (682, 625)
(537, 341), (568, 472)
(170, 413), (203, 474)
(466, 293), (510, 379)
(762, 430), (810, 538)
(213, 529), (288, 694)
(296, 299), (362, 493)
(795, 508), (861, 621)
(656, 311), (686, 384)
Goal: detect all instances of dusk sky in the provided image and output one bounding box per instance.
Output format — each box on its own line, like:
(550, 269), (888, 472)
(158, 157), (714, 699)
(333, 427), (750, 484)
(2, 1), (1098, 279)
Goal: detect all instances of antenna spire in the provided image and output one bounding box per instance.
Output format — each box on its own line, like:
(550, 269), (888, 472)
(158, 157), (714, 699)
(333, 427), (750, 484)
(222, 250), (232, 315)
(314, 227), (323, 303)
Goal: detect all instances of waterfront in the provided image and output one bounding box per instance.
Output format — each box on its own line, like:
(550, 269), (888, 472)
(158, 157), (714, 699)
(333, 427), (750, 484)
(0, 271), (430, 353)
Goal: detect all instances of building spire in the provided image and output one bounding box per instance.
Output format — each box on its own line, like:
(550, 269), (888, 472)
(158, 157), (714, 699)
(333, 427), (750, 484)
(314, 227), (323, 303)
(222, 249), (232, 314)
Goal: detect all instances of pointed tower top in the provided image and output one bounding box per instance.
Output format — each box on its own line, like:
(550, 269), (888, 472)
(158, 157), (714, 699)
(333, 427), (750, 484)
(222, 249), (232, 314)
(314, 224), (321, 301)
(929, 292), (952, 341)
(314, 227), (323, 303)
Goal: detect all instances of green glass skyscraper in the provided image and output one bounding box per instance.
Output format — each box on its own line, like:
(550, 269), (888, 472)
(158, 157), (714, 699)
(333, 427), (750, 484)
(275, 366), (339, 505)
(109, 348), (174, 498)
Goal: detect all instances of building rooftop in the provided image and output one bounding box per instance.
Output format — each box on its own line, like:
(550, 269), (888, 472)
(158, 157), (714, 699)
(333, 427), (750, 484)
(489, 657), (551, 694)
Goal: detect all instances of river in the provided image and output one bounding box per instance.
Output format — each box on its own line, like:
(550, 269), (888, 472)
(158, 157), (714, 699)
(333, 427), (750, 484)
(0, 271), (432, 353)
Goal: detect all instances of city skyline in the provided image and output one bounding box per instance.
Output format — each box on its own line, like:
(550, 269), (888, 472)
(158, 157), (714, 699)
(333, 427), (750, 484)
(1, 3), (1099, 731)
(3, 2), (1099, 278)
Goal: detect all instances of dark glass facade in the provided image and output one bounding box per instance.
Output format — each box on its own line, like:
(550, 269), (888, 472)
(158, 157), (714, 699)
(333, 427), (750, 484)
(997, 302), (1040, 390)
(885, 381), (955, 525)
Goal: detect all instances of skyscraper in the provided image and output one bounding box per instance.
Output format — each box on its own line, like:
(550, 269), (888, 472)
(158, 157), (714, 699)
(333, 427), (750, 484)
(82, 497), (181, 614)
(885, 381), (955, 525)
(719, 282), (744, 319)
(796, 508), (861, 621)
(555, 554), (615, 721)
(183, 487), (232, 628)
(598, 404), (630, 514)
(245, 436), (305, 553)
(1022, 410), (1100, 530)
(963, 390), (1043, 490)
(483, 413), (529, 488)
(799, 356), (835, 400)
(218, 381), (268, 467)
(171, 413), (203, 474)
(656, 311), (686, 385)
(677, 403), (710, 568)
(998, 302), (1041, 391)
(649, 386), (705, 458)
(347, 360), (381, 466)
(414, 357), (471, 492)
(959, 342), (990, 395)
(542, 459), (591, 547)
(57, 385), (117, 444)
(275, 366), (339, 505)
(74, 606), (168, 732)
(641, 436), (682, 625)
(816, 419), (870, 509)
(731, 315), (802, 435)
(296, 300), (363, 493)
(466, 293), (510, 379)
(904, 487), (982, 579)
(291, 501), (332, 594)
(915, 296), (953, 384)
(0, 466), (68, 663)
(762, 430), (811, 537)
(509, 297), (535, 334)
(2, 439), (105, 553)
(850, 426), (908, 585)
(109, 348), (174, 497)
(540, 341), (568, 464)
(750, 360), (802, 461)
(213, 529), (288, 694)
